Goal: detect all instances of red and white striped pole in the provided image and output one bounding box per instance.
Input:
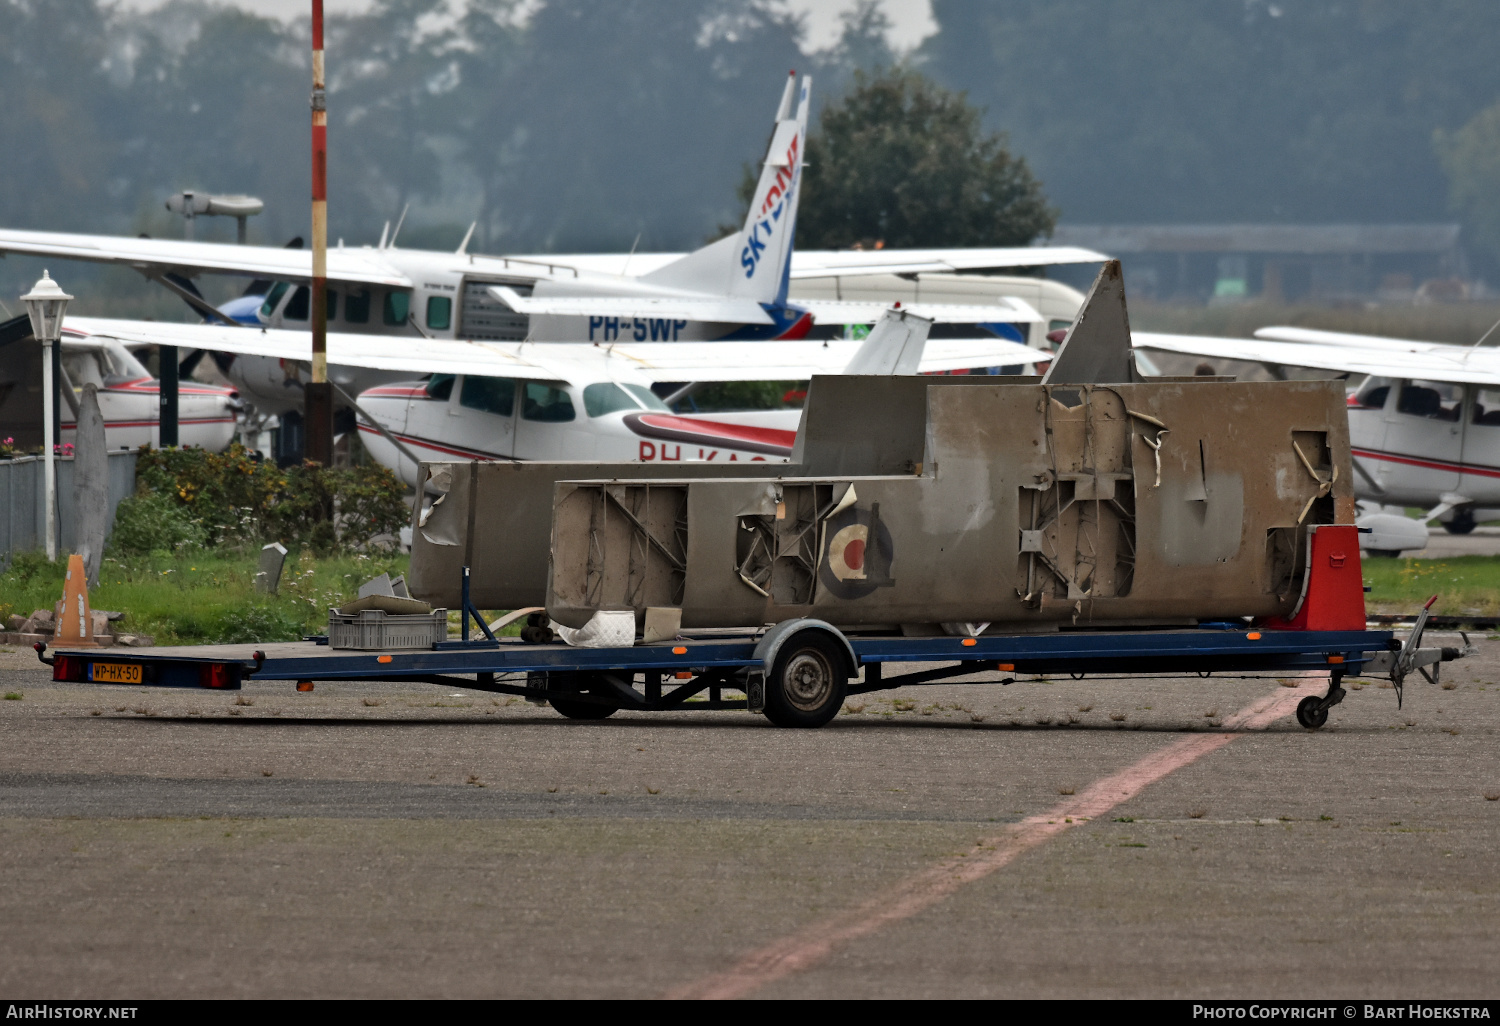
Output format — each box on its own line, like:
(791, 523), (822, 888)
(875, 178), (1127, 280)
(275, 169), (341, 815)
(304, 0), (333, 465)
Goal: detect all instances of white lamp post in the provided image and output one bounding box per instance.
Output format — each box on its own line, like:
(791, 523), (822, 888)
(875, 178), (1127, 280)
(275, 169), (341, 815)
(21, 270), (72, 561)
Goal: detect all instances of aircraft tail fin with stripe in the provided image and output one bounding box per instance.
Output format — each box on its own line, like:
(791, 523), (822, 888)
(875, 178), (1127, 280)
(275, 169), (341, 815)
(643, 72), (810, 307)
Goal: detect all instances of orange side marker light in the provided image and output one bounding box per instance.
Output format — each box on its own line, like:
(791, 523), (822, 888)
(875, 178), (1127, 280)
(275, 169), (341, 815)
(997, 663), (1014, 672)
(961, 638), (977, 647)
(675, 671), (693, 680)
(1246, 632), (1262, 640)
(296, 681), (315, 692)
(1327, 655), (1344, 664)
(672, 646), (687, 655)
(377, 655), (393, 664)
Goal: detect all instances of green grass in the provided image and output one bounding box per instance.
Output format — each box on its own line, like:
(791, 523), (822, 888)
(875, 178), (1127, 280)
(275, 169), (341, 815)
(1, 549), (412, 646)
(1364, 555), (1500, 615)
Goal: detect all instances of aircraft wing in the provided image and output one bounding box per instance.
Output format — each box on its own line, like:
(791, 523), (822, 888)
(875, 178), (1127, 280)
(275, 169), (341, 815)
(523, 246), (1109, 280)
(0, 228), (412, 287)
(1133, 330), (1500, 386)
(489, 286), (775, 325)
(66, 316), (1042, 385)
(1252, 325), (1464, 353)
(583, 338), (1043, 380)
(786, 246), (1110, 278)
(65, 317), (612, 384)
(797, 297), (1043, 325)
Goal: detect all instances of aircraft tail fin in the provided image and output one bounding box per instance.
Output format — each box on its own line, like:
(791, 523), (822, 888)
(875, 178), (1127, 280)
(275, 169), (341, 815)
(1040, 260), (1141, 385)
(842, 306), (933, 375)
(643, 72), (810, 306)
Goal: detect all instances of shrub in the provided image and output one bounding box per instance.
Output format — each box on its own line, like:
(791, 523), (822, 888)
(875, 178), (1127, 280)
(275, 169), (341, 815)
(210, 605), (305, 644)
(132, 445), (408, 554)
(109, 492), (208, 555)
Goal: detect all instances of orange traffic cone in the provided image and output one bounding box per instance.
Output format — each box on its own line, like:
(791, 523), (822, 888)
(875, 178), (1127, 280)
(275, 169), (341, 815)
(56, 554), (99, 649)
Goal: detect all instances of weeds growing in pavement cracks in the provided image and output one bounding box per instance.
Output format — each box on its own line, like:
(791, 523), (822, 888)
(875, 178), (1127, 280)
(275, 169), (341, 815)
(1110, 712), (1127, 721)
(1188, 808), (1207, 819)
(1078, 704), (1092, 712)
(1483, 792), (1499, 801)
(3, 692), (20, 700)
(363, 698), (382, 707)
(233, 695), (253, 706)
(1058, 786), (1076, 795)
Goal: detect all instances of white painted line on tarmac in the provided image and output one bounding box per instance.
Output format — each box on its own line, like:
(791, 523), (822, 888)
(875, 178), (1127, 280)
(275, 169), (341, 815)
(668, 676), (1321, 1000)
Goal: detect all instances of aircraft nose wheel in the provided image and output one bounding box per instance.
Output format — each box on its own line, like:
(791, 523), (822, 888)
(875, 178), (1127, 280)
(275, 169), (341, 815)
(1296, 695), (1329, 729)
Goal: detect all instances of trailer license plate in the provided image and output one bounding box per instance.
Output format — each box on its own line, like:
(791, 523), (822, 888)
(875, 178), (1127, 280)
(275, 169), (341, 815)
(90, 662), (141, 684)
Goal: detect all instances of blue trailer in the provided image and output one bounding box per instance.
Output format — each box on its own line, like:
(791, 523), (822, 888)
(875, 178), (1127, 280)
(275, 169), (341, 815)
(34, 598), (1459, 730)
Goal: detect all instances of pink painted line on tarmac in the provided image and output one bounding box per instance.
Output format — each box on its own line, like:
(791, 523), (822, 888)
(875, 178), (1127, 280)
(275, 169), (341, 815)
(667, 678), (1316, 1000)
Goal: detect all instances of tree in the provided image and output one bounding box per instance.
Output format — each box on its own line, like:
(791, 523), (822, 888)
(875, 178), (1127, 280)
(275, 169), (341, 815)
(1436, 101), (1500, 266)
(795, 67), (1056, 249)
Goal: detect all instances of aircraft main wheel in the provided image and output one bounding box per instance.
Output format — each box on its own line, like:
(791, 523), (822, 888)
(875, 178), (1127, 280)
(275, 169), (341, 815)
(1443, 512), (1476, 535)
(1296, 695), (1328, 729)
(764, 632), (848, 729)
(546, 673), (617, 720)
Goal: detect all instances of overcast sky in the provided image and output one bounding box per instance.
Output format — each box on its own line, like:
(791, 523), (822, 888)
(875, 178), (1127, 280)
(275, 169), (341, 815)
(114, 0), (938, 52)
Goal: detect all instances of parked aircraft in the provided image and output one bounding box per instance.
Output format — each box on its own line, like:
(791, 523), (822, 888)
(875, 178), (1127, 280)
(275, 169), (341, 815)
(1132, 325), (1500, 554)
(0, 316), (237, 451)
(64, 307), (1040, 486)
(0, 72), (1104, 425)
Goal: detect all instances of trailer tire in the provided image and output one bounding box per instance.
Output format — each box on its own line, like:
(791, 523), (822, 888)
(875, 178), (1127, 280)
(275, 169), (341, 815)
(547, 673), (617, 720)
(763, 631), (848, 728)
(1295, 695), (1328, 729)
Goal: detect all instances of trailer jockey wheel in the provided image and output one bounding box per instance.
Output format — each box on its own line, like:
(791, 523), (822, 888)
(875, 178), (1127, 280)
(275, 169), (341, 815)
(764, 632), (848, 728)
(546, 672), (617, 721)
(1296, 695), (1329, 729)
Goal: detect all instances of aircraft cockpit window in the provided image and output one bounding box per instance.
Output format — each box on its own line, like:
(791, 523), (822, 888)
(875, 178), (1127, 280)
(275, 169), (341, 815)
(259, 282), (290, 318)
(583, 383), (641, 418)
(622, 383), (671, 412)
(1398, 380), (1461, 421)
(383, 291), (410, 327)
(1475, 388), (1500, 426)
(284, 286), (311, 321)
(425, 374), (455, 401)
(1351, 377), (1393, 409)
(461, 375), (516, 416)
(427, 296), (452, 331)
(62, 351), (105, 388)
(345, 290), (371, 324)
(523, 383), (576, 422)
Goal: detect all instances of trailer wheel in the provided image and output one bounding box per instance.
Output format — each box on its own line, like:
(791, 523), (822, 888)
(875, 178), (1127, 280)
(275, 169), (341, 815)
(1295, 695), (1328, 729)
(764, 632), (848, 728)
(547, 673), (617, 720)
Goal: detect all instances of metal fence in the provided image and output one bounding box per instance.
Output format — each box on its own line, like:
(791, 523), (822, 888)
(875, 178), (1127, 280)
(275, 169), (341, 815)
(0, 451), (139, 565)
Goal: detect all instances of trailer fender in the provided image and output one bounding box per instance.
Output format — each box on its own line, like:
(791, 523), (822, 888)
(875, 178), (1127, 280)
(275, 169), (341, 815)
(750, 619), (857, 713)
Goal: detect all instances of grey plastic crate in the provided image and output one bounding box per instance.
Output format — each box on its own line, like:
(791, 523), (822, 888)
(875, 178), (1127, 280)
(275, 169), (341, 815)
(327, 608), (449, 650)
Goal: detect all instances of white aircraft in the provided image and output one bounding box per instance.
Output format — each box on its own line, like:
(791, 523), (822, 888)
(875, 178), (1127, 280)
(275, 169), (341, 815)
(63, 306), (1042, 486)
(0, 316), (238, 452)
(0, 72), (1105, 424)
(1133, 325), (1500, 554)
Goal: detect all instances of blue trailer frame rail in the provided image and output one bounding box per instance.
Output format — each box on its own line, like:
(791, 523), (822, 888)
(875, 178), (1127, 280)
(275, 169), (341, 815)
(35, 620), (1455, 730)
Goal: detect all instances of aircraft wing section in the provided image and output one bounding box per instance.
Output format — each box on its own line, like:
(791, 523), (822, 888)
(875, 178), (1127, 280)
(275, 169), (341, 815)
(787, 245), (1109, 279)
(64, 317), (597, 382)
(1252, 325), (1460, 353)
(574, 337), (1042, 381)
(1133, 331), (1500, 386)
(0, 228), (411, 287)
(799, 297), (1042, 325)
(488, 286), (775, 325)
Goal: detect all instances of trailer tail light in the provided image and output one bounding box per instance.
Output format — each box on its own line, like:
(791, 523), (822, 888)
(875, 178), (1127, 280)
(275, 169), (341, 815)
(675, 671), (693, 680)
(296, 681), (315, 692)
(997, 663), (1014, 672)
(52, 655), (82, 682)
(198, 663), (233, 689)
(1327, 655), (1345, 664)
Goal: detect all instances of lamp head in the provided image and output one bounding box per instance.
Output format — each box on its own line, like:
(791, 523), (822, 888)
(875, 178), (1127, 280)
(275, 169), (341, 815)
(21, 270), (73, 344)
